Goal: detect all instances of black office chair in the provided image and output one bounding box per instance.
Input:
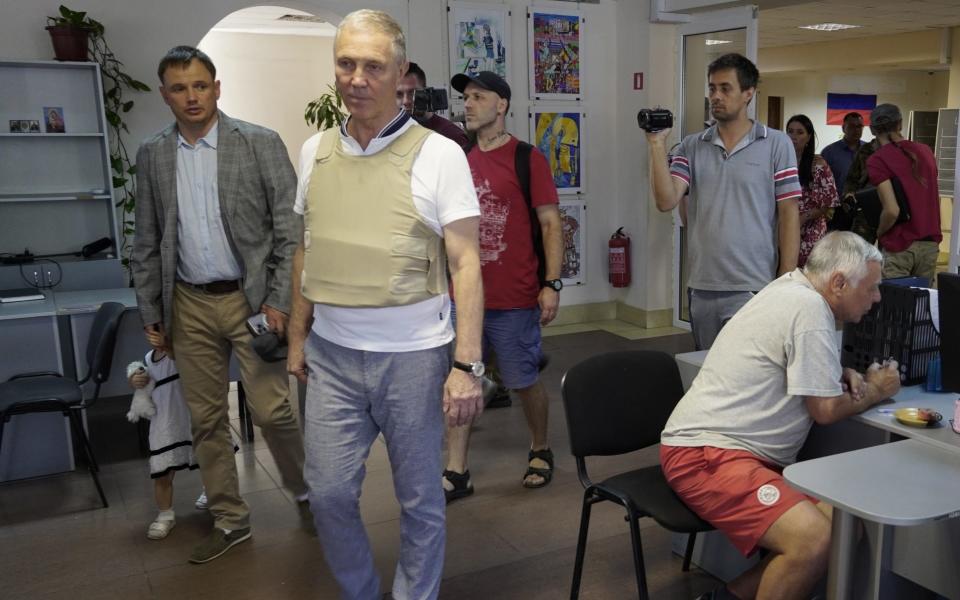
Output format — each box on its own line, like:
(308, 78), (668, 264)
(0, 301), (125, 508)
(561, 350), (714, 600)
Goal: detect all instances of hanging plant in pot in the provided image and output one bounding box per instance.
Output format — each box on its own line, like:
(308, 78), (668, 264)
(46, 5), (95, 61)
(44, 5), (151, 267)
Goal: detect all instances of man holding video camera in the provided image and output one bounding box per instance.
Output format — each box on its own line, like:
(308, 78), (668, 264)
(397, 61), (470, 149)
(645, 53), (801, 350)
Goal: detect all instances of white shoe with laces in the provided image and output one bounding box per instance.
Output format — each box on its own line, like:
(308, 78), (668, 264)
(195, 491), (208, 510)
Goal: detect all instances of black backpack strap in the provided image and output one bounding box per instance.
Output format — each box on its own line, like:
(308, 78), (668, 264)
(514, 141), (546, 283)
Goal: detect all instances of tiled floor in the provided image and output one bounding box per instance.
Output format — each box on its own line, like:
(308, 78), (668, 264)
(0, 326), (720, 599)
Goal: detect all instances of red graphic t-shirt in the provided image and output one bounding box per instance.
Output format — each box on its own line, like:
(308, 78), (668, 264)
(468, 136), (559, 310)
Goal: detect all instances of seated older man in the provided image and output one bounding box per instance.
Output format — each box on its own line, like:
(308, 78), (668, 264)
(660, 231), (901, 600)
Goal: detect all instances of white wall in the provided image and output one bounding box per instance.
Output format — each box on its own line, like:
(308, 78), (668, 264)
(757, 70), (950, 152)
(198, 30), (336, 170)
(1, 0), (675, 312)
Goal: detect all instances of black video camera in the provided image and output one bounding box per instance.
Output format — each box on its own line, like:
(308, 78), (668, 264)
(413, 87), (449, 115)
(637, 108), (673, 133)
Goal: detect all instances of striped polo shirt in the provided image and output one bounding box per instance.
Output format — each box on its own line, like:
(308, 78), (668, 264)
(669, 121), (801, 292)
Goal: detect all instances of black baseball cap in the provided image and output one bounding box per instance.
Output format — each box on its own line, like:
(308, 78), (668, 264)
(451, 71), (511, 101)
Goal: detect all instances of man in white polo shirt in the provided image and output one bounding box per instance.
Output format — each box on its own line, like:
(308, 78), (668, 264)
(646, 53), (802, 350)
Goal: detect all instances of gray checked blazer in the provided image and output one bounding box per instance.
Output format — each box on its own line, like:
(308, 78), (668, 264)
(131, 111), (299, 333)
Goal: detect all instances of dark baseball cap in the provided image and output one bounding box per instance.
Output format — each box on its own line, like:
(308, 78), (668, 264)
(451, 71), (511, 101)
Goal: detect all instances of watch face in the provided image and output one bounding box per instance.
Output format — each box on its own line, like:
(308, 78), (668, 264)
(471, 362), (485, 377)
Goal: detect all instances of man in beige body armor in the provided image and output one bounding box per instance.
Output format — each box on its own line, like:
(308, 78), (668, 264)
(286, 9), (484, 600)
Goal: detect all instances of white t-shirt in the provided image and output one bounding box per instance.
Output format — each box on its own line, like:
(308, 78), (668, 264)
(294, 113), (480, 352)
(661, 270), (843, 466)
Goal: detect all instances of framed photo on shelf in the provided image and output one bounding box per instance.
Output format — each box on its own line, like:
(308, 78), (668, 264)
(448, 1), (510, 83)
(529, 109), (584, 194)
(528, 8), (583, 100)
(43, 106), (65, 133)
(9, 120), (25, 133)
(558, 200), (586, 286)
(26, 120), (40, 133)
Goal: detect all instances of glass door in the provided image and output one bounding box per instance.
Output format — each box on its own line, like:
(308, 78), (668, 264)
(671, 6), (758, 329)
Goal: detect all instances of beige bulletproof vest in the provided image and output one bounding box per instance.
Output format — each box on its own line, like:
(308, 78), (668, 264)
(301, 124), (447, 307)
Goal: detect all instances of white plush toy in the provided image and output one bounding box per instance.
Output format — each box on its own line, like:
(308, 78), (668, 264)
(126, 361), (157, 423)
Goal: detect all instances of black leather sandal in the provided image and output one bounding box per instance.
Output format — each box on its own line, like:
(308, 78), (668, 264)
(522, 448), (554, 488)
(443, 469), (474, 503)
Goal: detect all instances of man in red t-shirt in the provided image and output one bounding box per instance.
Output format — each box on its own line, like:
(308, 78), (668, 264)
(396, 62), (470, 150)
(442, 71), (563, 501)
(866, 103), (942, 282)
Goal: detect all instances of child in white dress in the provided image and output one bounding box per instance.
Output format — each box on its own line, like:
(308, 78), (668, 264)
(128, 346), (202, 540)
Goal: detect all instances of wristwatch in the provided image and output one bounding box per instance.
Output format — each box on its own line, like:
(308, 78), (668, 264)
(542, 279), (563, 292)
(452, 360), (485, 377)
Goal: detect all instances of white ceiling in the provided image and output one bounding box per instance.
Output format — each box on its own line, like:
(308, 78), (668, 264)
(210, 6), (336, 37)
(208, 1), (960, 49)
(758, 0), (960, 48)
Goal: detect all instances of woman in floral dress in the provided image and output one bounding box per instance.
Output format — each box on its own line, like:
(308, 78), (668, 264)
(786, 114), (840, 266)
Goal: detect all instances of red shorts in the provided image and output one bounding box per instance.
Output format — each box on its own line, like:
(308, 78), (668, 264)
(660, 444), (816, 557)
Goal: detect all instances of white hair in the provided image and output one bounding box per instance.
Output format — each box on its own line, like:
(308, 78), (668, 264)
(803, 231), (883, 287)
(335, 9), (407, 67)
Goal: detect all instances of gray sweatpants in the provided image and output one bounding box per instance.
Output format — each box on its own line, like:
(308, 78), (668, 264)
(303, 333), (450, 600)
(688, 288), (755, 350)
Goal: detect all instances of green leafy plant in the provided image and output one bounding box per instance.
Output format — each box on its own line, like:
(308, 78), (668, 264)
(46, 5), (93, 29)
(47, 5), (151, 267)
(305, 84), (348, 130)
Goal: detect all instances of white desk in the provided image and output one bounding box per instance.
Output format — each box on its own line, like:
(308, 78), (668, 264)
(0, 291), (72, 481)
(0, 288), (145, 482)
(785, 440), (960, 600)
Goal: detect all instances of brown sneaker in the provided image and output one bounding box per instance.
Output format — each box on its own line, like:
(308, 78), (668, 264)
(188, 527), (251, 564)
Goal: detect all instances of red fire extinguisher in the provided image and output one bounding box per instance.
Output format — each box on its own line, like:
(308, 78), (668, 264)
(609, 227), (631, 288)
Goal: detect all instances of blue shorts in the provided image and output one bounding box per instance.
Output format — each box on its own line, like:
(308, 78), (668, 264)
(483, 308), (542, 389)
(452, 306), (543, 390)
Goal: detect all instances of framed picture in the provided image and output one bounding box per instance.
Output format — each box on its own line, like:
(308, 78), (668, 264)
(530, 109), (584, 194)
(9, 120), (24, 133)
(43, 106), (65, 133)
(448, 1), (510, 83)
(528, 8), (583, 100)
(26, 120), (40, 133)
(558, 200), (586, 286)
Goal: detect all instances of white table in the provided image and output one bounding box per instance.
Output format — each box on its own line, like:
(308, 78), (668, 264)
(0, 288), (144, 482)
(784, 440), (960, 600)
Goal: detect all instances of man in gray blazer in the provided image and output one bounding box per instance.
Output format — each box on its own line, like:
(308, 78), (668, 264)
(131, 46), (308, 564)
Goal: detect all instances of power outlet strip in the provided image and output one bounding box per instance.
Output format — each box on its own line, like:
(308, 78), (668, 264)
(1, 254), (34, 265)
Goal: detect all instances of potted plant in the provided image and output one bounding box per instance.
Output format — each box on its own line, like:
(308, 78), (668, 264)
(46, 5), (151, 267)
(305, 84), (348, 130)
(45, 5), (95, 61)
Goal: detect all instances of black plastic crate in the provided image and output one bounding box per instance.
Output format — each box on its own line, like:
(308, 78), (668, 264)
(840, 283), (940, 385)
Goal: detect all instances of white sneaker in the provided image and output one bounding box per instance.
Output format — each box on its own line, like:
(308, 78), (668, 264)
(147, 518), (175, 540)
(195, 491), (208, 510)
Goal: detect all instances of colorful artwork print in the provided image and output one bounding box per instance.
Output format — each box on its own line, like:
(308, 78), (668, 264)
(531, 12), (580, 97)
(532, 111), (583, 193)
(558, 201), (586, 285)
(449, 2), (509, 79)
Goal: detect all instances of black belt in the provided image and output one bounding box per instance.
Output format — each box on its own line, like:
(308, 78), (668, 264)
(179, 279), (241, 294)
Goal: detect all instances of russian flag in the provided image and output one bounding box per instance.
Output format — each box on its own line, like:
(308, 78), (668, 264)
(826, 93), (877, 126)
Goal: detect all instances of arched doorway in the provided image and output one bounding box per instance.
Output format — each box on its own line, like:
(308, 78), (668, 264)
(198, 5), (341, 170)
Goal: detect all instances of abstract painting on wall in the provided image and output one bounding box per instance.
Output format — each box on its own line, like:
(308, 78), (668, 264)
(530, 109), (584, 194)
(528, 8), (582, 100)
(449, 1), (510, 81)
(558, 201), (586, 286)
